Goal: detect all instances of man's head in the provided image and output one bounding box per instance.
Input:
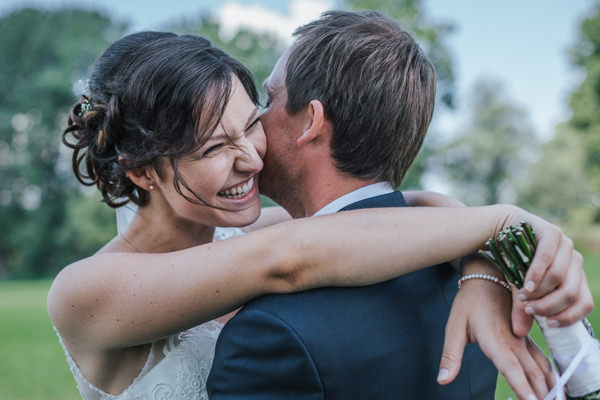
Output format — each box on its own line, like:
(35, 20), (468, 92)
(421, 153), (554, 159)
(260, 10), (436, 210)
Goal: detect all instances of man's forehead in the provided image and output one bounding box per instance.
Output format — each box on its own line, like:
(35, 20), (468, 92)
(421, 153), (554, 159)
(264, 48), (292, 91)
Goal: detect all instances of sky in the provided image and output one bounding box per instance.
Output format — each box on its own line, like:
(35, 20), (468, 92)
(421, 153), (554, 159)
(0, 0), (595, 140)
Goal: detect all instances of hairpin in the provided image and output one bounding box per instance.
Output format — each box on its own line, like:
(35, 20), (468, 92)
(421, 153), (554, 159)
(79, 97), (92, 118)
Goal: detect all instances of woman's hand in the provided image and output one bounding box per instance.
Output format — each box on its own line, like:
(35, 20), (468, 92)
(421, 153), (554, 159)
(406, 192), (594, 335)
(438, 259), (555, 400)
(500, 207), (594, 335)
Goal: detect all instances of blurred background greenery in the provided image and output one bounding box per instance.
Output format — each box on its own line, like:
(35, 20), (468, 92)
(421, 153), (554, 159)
(0, 0), (599, 279)
(0, 0), (599, 398)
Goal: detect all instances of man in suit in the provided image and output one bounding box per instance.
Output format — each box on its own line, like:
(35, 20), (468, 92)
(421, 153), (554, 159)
(207, 10), (555, 399)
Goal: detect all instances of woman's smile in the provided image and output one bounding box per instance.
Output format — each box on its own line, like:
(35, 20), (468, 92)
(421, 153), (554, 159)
(217, 176), (257, 201)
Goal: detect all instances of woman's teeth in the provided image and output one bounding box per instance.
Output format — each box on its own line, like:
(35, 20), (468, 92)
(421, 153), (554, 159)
(219, 177), (254, 199)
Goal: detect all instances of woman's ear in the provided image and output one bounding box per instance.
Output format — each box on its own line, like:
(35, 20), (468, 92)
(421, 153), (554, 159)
(297, 99), (326, 146)
(124, 163), (156, 191)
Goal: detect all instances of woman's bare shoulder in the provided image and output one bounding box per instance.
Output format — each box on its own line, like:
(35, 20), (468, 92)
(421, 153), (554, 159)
(47, 240), (130, 341)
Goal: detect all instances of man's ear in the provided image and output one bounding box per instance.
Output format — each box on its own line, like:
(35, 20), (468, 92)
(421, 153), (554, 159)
(297, 100), (326, 146)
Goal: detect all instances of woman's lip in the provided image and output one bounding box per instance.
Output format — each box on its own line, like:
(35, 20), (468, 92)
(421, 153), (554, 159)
(220, 176), (254, 194)
(217, 177), (258, 202)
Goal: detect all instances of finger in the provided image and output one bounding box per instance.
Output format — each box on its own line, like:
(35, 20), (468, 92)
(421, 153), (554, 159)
(525, 257), (591, 317)
(485, 347), (538, 400)
(544, 271), (594, 327)
(513, 339), (550, 399)
(474, 326), (539, 400)
(525, 291), (569, 325)
(523, 223), (561, 293)
(437, 311), (468, 385)
(512, 290), (534, 337)
(525, 236), (574, 300)
(526, 336), (556, 389)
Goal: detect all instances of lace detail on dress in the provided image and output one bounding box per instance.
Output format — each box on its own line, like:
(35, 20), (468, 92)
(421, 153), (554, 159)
(212, 227), (244, 241)
(54, 326), (158, 400)
(171, 322), (223, 400)
(55, 322), (224, 400)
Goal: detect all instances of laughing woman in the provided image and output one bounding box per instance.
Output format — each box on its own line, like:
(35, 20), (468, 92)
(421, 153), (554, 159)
(49, 31), (589, 400)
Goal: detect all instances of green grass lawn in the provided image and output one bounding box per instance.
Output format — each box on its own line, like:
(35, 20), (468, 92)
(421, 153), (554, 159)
(1, 252), (599, 399)
(0, 280), (79, 400)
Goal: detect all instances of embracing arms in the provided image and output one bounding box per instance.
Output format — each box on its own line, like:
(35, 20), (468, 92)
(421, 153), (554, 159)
(48, 203), (585, 353)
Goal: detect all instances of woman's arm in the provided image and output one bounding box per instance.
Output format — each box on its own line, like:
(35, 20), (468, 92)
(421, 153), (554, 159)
(403, 191), (468, 272)
(402, 191), (592, 330)
(403, 190), (467, 208)
(247, 192), (463, 233)
(47, 204), (580, 352)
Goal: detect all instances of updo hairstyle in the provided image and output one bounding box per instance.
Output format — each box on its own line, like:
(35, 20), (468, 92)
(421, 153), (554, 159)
(62, 31), (259, 208)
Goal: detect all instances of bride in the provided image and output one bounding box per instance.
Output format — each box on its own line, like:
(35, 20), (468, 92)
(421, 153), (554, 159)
(49, 31), (589, 399)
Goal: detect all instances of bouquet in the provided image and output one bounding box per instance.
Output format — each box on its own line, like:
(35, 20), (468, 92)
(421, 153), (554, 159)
(481, 222), (600, 400)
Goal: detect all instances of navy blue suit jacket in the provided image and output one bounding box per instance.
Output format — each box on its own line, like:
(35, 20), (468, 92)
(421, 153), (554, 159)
(207, 192), (497, 399)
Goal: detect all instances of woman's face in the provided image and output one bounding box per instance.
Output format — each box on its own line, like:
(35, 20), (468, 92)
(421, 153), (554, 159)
(155, 75), (266, 228)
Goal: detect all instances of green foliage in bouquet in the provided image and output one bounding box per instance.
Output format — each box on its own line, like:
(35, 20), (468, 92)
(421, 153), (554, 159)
(481, 222), (600, 400)
(479, 222), (537, 289)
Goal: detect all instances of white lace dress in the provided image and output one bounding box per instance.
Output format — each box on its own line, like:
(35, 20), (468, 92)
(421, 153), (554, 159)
(56, 227), (244, 400)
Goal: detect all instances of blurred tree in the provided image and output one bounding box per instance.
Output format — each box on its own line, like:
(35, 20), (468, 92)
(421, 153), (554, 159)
(517, 125), (589, 223)
(0, 8), (124, 278)
(168, 13), (283, 101)
(569, 1), (600, 220)
(428, 79), (538, 205)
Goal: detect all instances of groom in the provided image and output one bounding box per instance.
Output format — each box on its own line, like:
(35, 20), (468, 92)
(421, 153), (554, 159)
(208, 11), (500, 398)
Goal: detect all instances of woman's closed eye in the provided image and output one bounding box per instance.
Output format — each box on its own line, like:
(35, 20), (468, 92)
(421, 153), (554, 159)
(245, 117), (261, 134)
(202, 143), (225, 156)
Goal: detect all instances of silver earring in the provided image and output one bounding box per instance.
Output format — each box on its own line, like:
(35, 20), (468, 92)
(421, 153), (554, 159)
(148, 184), (155, 190)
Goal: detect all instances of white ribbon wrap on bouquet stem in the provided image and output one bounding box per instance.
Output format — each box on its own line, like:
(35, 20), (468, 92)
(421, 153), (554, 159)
(536, 316), (600, 399)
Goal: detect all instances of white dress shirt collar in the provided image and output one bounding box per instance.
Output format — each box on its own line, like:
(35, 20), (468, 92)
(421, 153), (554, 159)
(312, 182), (395, 217)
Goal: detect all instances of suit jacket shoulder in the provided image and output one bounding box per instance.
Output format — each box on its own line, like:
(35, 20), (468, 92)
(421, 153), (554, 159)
(208, 191), (497, 399)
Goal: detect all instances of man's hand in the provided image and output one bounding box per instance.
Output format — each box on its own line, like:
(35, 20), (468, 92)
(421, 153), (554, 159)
(438, 259), (555, 400)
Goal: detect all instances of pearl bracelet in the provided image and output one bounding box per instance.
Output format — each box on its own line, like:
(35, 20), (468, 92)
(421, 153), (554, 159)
(458, 273), (512, 292)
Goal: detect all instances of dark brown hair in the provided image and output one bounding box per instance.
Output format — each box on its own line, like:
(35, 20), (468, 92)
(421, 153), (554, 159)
(62, 32), (258, 208)
(285, 10), (436, 187)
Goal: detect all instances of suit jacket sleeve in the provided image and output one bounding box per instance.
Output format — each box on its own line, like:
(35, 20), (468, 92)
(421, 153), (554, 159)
(207, 308), (324, 399)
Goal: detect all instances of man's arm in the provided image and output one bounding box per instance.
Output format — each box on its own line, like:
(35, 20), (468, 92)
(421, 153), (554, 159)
(207, 308), (324, 399)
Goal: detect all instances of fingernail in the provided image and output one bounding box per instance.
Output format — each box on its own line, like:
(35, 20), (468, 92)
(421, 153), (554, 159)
(525, 280), (535, 292)
(548, 319), (560, 328)
(437, 368), (449, 382)
(518, 293), (527, 301)
(525, 306), (535, 315)
(528, 394), (538, 400)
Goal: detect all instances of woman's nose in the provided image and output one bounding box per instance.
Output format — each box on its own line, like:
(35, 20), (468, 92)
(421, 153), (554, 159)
(235, 137), (264, 173)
